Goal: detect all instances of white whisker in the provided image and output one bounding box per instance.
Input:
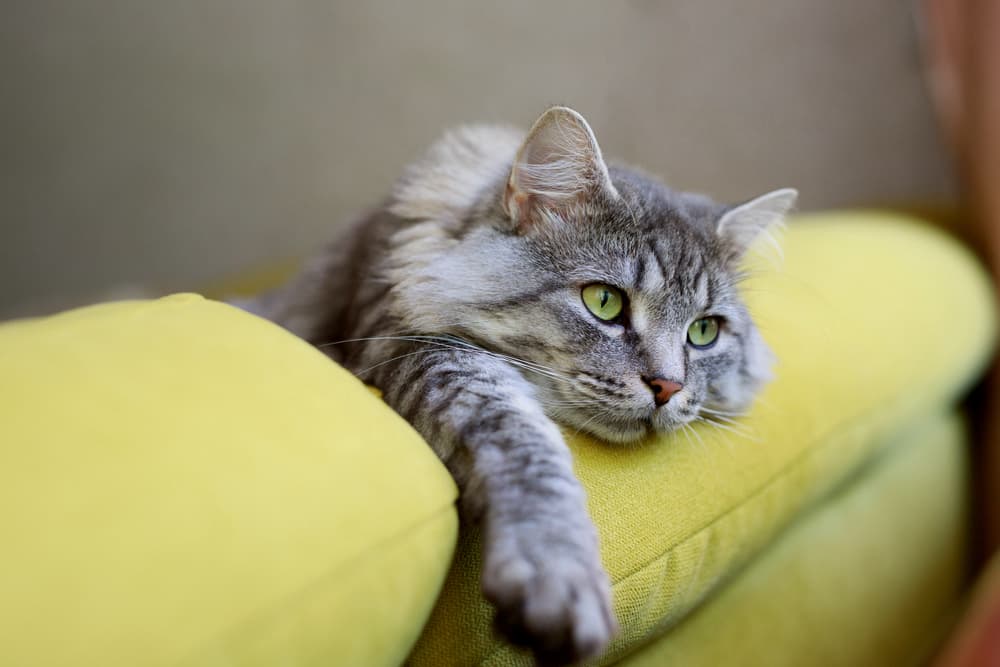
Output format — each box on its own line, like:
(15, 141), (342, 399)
(319, 332), (582, 387)
(698, 406), (746, 418)
(695, 416), (759, 443)
(678, 422), (695, 452)
(684, 421), (706, 452)
(353, 347), (451, 377)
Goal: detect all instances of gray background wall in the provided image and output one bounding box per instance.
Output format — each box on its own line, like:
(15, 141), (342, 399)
(1, 1), (953, 317)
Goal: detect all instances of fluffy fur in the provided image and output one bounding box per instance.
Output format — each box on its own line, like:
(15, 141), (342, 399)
(245, 107), (796, 664)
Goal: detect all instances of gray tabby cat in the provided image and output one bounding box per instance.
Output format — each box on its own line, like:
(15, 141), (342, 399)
(246, 107), (796, 664)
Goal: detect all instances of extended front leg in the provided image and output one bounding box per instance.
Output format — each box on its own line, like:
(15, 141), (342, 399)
(375, 347), (618, 664)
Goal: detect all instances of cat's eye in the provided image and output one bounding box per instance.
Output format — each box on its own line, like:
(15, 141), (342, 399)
(687, 317), (720, 348)
(581, 284), (624, 322)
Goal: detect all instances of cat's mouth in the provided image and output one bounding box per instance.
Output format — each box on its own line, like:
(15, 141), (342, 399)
(537, 377), (702, 443)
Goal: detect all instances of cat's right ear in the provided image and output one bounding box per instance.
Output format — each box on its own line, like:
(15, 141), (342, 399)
(503, 107), (619, 234)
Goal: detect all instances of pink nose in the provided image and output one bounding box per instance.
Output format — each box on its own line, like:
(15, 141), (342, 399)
(645, 378), (683, 406)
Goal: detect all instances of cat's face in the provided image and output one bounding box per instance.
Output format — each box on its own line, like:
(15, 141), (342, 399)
(484, 175), (777, 443)
(391, 107), (794, 443)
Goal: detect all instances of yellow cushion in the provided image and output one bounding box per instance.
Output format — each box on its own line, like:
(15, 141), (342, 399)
(0, 211), (993, 666)
(627, 411), (970, 667)
(0, 295), (458, 666)
(407, 212), (997, 665)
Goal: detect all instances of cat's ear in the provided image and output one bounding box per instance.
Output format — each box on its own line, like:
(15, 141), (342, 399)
(503, 106), (618, 234)
(716, 188), (798, 260)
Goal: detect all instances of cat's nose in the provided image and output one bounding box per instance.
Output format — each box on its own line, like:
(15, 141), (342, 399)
(644, 377), (683, 407)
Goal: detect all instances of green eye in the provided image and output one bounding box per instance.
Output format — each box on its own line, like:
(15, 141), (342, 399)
(688, 317), (720, 348)
(581, 284), (624, 322)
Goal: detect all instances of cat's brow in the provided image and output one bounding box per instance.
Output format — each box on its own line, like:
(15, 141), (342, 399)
(694, 271), (710, 308)
(633, 252), (647, 289)
(645, 238), (670, 284)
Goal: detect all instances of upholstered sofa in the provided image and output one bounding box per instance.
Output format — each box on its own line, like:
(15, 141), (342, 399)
(1, 211), (995, 665)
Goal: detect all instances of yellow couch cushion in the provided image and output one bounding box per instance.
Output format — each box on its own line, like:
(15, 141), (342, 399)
(408, 212), (997, 665)
(0, 295), (458, 667)
(0, 211), (993, 666)
(628, 411), (970, 667)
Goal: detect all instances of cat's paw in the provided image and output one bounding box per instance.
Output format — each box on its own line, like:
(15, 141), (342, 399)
(482, 526), (617, 665)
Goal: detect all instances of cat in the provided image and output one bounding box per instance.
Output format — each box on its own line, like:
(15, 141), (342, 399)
(243, 106), (796, 664)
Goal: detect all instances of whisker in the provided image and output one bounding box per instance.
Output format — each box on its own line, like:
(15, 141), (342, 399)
(571, 408), (609, 438)
(317, 333), (464, 349)
(695, 416), (760, 443)
(698, 412), (746, 428)
(320, 332), (583, 388)
(684, 421), (706, 452)
(698, 406), (746, 418)
(678, 422), (695, 452)
(537, 398), (605, 408)
(353, 346), (452, 377)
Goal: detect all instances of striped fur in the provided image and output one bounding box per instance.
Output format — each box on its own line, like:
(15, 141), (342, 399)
(246, 107), (795, 664)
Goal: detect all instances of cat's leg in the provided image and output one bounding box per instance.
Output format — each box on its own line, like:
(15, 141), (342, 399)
(375, 346), (617, 664)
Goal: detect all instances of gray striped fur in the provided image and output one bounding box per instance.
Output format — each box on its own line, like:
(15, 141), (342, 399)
(245, 107), (795, 664)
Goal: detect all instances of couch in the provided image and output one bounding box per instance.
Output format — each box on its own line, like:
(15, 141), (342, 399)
(1, 211), (995, 665)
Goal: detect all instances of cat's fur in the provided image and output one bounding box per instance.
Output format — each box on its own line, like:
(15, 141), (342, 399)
(245, 107), (796, 664)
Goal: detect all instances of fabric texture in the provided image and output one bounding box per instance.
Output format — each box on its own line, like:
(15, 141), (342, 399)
(0, 295), (458, 667)
(627, 411), (970, 667)
(407, 212), (997, 665)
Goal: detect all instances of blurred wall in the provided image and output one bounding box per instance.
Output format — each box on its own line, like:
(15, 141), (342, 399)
(0, 1), (953, 317)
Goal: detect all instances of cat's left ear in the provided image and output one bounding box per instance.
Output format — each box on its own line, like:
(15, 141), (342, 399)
(504, 106), (619, 234)
(716, 188), (798, 260)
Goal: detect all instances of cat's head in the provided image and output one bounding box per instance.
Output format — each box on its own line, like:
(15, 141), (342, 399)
(392, 107), (796, 443)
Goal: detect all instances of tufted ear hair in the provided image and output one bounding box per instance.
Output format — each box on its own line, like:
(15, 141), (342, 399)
(503, 106), (619, 234)
(715, 188), (798, 261)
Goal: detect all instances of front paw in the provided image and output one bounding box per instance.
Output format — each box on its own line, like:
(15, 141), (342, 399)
(482, 526), (617, 665)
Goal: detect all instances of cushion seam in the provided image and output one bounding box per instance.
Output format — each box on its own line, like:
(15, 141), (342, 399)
(479, 394), (972, 665)
(603, 410), (967, 666)
(609, 354), (984, 589)
(590, 395), (974, 665)
(477, 312), (993, 664)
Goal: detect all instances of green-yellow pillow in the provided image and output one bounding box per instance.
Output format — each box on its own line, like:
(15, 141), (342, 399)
(0, 295), (458, 666)
(0, 211), (994, 667)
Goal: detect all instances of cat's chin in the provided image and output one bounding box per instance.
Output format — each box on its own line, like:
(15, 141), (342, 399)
(561, 413), (688, 445)
(559, 408), (702, 445)
(578, 420), (650, 445)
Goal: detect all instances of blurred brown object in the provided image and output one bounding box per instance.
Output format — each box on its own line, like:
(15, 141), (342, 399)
(924, 0), (1000, 554)
(925, 1), (1000, 664)
(936, 556), (1000, 667)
